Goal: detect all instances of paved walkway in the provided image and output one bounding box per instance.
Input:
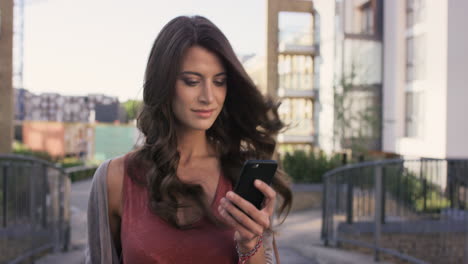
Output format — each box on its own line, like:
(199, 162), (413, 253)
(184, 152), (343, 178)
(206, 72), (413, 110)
(36, 180), (90, 264)
(37, 179), (389, 264)
(274, 210), (392, 264)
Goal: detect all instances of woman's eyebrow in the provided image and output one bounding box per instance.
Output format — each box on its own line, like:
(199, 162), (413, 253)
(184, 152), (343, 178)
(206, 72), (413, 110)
(180, 71), (226, 77)
(181, 71), (202, 77)
(214, 72), (227, 77)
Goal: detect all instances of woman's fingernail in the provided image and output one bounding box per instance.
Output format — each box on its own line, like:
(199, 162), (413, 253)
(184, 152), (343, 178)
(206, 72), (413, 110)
(227, 192), (234, 198)
(255, 180), (261, 186)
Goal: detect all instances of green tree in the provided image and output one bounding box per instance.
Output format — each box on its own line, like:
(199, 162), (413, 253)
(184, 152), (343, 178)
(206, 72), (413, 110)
(122, 100), (142, 122)
(333, 63), (381, 160)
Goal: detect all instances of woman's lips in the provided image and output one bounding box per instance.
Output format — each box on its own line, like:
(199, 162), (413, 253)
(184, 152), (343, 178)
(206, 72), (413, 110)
(192, 109), (214, 118)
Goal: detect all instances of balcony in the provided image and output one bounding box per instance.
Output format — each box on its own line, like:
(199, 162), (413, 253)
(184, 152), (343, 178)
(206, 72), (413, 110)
(279, 43), (317, 56)
(278, 88), (316, 99)
(278, 53), (315, 98)
(278, 134), (314, 144)
(277, 111), (314, 144)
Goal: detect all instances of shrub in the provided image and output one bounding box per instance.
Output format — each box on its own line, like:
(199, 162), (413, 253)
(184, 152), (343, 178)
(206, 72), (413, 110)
(282, 150), (341, 183)
(59, 157), (84, 168)
(11, 141), (96, 183)
(67, 168), (97, 182)
(384, 166), (450, 214)
(12, 141), (54, 162)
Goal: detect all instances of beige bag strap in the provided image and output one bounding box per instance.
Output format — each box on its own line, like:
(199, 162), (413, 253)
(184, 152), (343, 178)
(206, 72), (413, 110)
(272, 234), (280, 264)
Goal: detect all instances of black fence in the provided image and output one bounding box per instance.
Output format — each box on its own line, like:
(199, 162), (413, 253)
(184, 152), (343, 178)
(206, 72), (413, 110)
(0, 154), (96, 264)
(322, 158), (468, 264)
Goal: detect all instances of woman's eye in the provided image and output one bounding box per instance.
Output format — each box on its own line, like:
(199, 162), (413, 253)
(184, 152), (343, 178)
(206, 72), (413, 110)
(214, 80), (226, 87)
(183, 79), (199, 86)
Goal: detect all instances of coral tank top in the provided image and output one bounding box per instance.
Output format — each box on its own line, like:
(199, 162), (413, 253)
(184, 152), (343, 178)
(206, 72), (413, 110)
(120, 158), (237, 264)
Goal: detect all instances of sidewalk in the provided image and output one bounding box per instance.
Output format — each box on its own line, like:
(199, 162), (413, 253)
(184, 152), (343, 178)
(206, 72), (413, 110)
(274, 209), (392, 264)
(36, 179), (90, 264)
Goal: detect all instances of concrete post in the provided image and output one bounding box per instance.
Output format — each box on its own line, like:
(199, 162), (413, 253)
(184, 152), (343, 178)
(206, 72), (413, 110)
(0, 0), (14, 154)
(266, 0), (279, 98)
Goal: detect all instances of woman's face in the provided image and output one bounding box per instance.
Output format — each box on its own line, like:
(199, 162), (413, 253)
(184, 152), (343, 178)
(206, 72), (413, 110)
(172, 45), (227, 132)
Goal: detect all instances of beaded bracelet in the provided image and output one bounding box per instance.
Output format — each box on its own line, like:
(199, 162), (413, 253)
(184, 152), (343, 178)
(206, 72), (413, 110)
(236, 235), (264, 264)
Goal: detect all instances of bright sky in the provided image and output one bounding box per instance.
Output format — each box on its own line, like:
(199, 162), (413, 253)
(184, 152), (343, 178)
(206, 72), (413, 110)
(22, 0), (266, 101)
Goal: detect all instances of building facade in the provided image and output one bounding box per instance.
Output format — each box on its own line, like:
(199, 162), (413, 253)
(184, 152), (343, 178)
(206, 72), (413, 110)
(313, 0), (383, 155)
(266, 0), (318, 151)
(14, 88), (120, 123)
(315, 0), (468, 159)
(382, 0), (468, 159)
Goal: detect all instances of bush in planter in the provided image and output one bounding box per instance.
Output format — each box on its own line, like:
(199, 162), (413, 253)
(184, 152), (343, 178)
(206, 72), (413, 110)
(59, 157), (85, 168)
(57, 157), (98, 182)
(282, 150), (341, 183)
(383, 166), (451, 214)
(67, 168), (97, 182)
(12, 141), (54, 162)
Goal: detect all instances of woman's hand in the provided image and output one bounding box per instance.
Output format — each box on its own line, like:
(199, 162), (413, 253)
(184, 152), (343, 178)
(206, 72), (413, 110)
(218, 179), (276, 250)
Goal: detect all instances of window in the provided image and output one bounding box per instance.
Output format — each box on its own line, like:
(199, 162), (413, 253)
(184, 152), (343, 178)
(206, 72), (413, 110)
(406, 0), (425, 28)
(278, 55), (313, 90)
(406, 34), (425, 82)
(359, 1), (374, 35)
(278, 12), (313, 47)
(278, 98), (314, 136)
(405, 91), (423, 137)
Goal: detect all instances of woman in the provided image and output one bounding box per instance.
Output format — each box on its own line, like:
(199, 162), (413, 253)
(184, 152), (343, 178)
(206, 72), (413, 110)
(86, 15), (292, 264)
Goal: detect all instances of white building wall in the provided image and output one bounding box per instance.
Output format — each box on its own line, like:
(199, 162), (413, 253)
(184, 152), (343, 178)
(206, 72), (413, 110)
(396, 0), (448, 158)
(446, 0), (468, 159)
(314, 0), (336, 154)
(384, 0), (449, 158)
(382, 0), (406, 153)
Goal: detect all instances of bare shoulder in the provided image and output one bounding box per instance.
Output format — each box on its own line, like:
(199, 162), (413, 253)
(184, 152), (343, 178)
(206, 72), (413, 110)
(107, 155), (126, 216)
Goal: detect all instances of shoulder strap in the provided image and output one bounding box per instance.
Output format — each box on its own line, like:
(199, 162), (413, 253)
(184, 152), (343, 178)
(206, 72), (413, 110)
(272, 234), (280, 264)
(85, 159), (121, 264)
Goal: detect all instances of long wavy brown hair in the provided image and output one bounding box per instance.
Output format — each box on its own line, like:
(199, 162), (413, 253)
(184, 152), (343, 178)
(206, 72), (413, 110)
(126, 15), (292, 229)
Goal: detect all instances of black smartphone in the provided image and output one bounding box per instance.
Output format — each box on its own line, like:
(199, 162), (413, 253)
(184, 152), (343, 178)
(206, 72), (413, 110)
(233, 160), (277, 210)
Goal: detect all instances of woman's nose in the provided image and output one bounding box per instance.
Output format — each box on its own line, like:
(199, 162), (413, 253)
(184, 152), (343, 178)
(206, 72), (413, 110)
(198, 81), (214, 104)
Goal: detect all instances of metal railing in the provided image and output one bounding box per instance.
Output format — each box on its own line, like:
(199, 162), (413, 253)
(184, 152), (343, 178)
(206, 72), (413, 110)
(0, 154), (96, 264)
(322, 158), (468, 264)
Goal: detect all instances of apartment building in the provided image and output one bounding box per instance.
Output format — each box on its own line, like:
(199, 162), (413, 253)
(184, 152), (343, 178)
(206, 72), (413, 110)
(382, 0), (468, 159)
(14, 88), (121, 123)
(314, 0), (468, 159)
(313, 0), (383, 155)
(266, 0), (318, 151)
